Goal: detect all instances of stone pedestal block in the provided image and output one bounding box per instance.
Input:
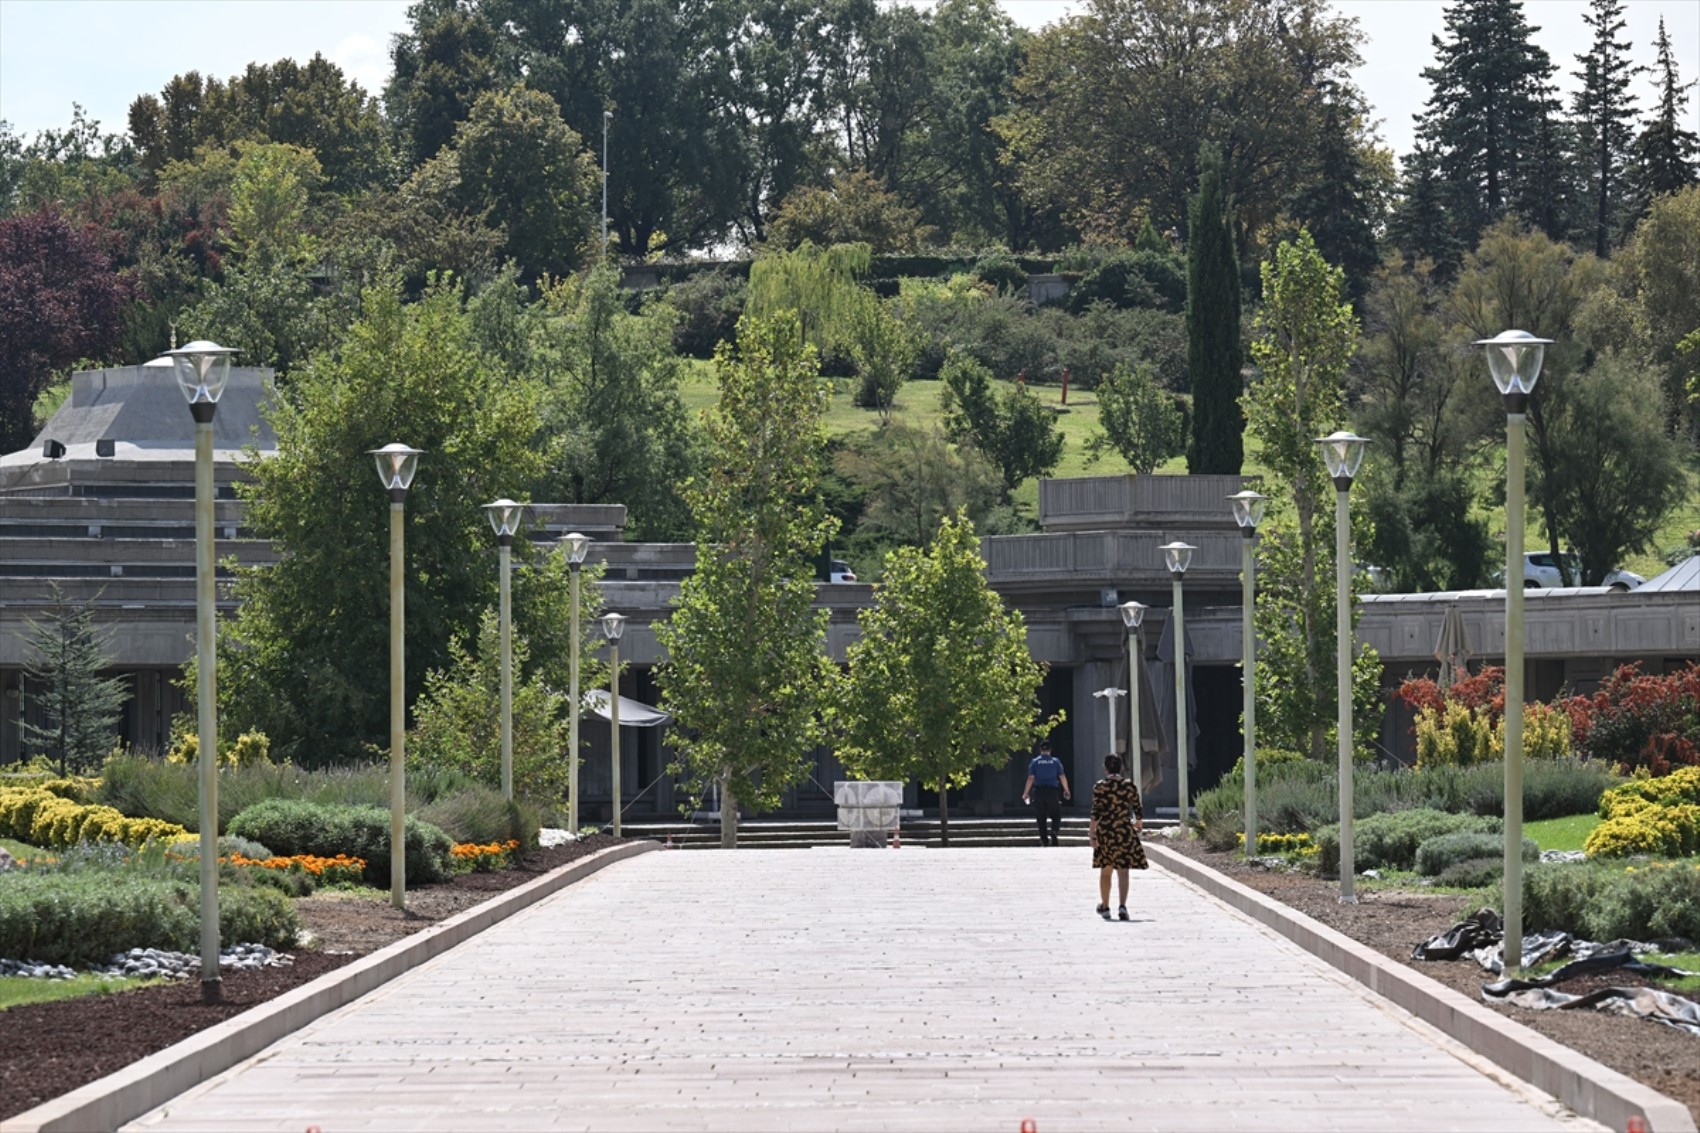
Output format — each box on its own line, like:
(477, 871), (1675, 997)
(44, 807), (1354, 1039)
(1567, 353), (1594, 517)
(834, 780), (902, 848)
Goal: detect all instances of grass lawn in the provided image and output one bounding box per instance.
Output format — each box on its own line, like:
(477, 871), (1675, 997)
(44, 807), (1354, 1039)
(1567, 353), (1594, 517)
(0, 838), (46, 862)
(1523, 814), (1600, 853)
(0, 973), (161, 1010)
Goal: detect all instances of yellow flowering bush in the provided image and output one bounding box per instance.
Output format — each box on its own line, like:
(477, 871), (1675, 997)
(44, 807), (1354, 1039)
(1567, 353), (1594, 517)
(1237, 831), (1317, 856)
(165, 729), (274, 769)
(1415, 702), (1495, 767)
(0, 786), (192, 849)
(450, 840), (520, 873)
(1488, 701), (1573, 760)
(1584, 798), (1700, 859)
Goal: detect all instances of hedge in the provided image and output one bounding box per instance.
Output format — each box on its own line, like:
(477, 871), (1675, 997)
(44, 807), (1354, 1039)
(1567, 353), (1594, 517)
(0, 787), (191, 850)
(1414, 830), (1538, 877)
(228, 799), (455, 886)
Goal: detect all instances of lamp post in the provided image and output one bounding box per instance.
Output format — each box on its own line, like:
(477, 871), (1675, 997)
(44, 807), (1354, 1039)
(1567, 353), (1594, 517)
(370, 442), (422, 910)
(168, 339), (235, 1005)
(1092, 687), (1125, 757)
(601, 109), (613, 259)
(1159, 541), (1196, 825)
(1316, 430), (1368, 903)
(484, 499), (525, 801)
(564, 532), (591, 834)
(602, 612), (625, 838)
(1228, 490), (1268, 857)
(1118, 601), (1147, 796)
(1477, 329), (1551, 972)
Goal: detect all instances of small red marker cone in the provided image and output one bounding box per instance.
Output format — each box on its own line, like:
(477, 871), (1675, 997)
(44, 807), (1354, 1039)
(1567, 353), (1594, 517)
(1627, 1117), (1649, 1133)
(1020, 1120), (1037, 1133)
(891, 831), (901, 849)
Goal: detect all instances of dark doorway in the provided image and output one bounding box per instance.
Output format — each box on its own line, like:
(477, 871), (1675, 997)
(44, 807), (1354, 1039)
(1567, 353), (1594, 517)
(1192, 664), (1243, 797)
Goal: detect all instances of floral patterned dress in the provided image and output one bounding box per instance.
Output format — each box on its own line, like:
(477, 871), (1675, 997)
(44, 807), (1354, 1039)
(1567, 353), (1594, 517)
(1090, 775), (1148, 870)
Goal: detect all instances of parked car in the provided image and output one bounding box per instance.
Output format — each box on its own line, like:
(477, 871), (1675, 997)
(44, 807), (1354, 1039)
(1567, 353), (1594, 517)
(1521, 551), (1643, 591)
(828, 559), (857, 583)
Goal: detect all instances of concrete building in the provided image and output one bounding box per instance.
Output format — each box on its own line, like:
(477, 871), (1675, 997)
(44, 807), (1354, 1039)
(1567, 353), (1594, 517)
(4, 362), (1696, 819)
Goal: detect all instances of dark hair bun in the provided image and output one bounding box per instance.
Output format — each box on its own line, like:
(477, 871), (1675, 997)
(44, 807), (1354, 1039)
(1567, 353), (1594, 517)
(1104, 754), (1123, 774)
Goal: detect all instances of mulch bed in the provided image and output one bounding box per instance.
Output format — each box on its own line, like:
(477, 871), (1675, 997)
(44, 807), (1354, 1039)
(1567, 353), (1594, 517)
(0, 834), (622, 1122)
(1158, 834), (1700, 1125)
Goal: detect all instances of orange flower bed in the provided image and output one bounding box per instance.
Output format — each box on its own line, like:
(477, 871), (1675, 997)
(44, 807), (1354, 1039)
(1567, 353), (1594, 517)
(450, 840), (520, 872)
(224, 852), (367, 886)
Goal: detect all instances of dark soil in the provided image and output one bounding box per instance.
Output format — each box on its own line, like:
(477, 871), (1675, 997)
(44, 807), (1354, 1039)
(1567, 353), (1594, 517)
(1159, 833), (1700, 1125)
(0, 834), (622, 1123)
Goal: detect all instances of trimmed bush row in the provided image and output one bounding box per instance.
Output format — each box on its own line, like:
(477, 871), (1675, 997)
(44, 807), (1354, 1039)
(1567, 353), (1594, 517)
(0, 873), (299, 967)
(1512, 860), (1700, 942)
(228, 799), (455, 886)
(1312, 809), (1500, 877)
(0, 787), (191, 850)
(1413, 831), (1539, 878)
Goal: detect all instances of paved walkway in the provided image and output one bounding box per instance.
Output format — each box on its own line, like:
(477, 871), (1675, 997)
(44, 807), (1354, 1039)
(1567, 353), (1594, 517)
(125, 848), (1602, 1132)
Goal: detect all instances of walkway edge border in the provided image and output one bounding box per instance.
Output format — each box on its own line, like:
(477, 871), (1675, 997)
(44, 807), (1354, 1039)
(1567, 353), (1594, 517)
(8, 840), (658, 1133)
(1147, 842), (1696, 1133)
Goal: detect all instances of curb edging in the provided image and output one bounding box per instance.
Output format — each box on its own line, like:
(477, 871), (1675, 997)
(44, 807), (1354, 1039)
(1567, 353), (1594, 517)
(6, 840), (657, 1133)
(1147, 842), (1697, 1133)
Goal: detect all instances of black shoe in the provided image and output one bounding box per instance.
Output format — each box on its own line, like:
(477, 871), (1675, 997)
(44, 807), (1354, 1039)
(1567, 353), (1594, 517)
(1097, 904), (1112, 920)
(1118, 907), (1130, 921)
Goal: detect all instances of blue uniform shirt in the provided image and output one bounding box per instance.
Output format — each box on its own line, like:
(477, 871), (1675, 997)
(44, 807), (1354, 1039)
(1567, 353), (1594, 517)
(1028, 753), (1064, 788)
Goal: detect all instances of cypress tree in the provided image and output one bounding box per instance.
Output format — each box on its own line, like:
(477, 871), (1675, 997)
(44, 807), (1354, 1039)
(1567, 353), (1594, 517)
(1185, 145), (1243, 475)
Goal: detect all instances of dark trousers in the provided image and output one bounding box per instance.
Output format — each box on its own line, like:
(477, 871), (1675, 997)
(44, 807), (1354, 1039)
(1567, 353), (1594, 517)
(1033, 786), (1062, 844)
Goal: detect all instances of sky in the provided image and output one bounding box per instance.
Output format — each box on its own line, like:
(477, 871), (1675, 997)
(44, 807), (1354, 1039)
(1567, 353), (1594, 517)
(1, 0), (1696, 164)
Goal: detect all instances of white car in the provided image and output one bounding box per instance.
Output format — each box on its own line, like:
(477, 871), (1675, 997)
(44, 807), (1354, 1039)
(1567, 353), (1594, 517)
(1521, 551), (1643, 591)
(828, 559), (857, 583)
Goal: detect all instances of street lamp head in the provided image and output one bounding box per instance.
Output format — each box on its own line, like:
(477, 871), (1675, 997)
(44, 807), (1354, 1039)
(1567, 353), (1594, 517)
(167, 340), (237, 421)
(1314, 430), (1369, 487)
(368, 443), (422, 500)
(604, 109), (613, 121)
(1227, 490), (1268, 532)
(1160, 541), (1196, 576)
(1475, 329), (1552, 409)
(1118, 600), (1147, 630)
(484, 498), (525, 543)
(601, 611), (626, 641)
(563, 531), (592, 567)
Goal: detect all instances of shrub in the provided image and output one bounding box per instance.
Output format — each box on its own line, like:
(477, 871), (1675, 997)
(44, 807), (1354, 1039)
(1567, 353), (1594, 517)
(1566, 662), (1700, 773)
(1313, 809), (1497, 877)
(1415, 703), (1494, 767)
(972, 249), (1028, 295)
(219, 834), (275, 860)
(228, 799), (454, 886)
(219, 884), (301, 948)
(1435, 857), (1508, 889)
(661, 269), (745, 358)
(1414, 831), (1538, 877)
(0, 786), (192, 849)
(418, 788), (541, 848)
(1514, 860), (1700, 941)
(1583, 804), (1700, 858)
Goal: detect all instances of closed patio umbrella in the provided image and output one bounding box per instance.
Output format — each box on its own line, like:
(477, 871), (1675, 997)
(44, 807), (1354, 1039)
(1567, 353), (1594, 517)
(1434, 605), (1471, 691)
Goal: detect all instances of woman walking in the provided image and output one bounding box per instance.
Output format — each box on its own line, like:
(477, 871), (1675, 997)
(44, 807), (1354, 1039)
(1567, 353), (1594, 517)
(1088, 753), (1147, 920)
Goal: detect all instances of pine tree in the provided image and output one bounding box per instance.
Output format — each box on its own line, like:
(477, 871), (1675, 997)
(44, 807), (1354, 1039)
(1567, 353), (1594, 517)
(21, 586), (129, 775)
(1185, 144), (1243, 474)
(1626, 18), (1699, 215)
(1570, 0), (1640, 258)
(1387, 142), (1465, 273)
(1412, 0), (1560, 249)
(1285, 90), (1383, 303)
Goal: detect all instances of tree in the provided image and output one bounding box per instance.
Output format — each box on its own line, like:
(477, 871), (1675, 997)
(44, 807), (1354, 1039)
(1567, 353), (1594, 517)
(1283, 87), (1389, 302)
(1570, 0), (1640, 258)
(1089, 361), (1185, 474)
(530, 265), (697, 541)
(21, 586), (129, 776)
(386, 1), (504, 167)
(414, 85), (598, 284)
(1544, 353), (1686, 585)
(995, 0), (1364, 245)
(1411, 0), (1564, 249)
(940, 354), (1064, 497)
(1185, 145), (1243, 474)
(1243, 232), (1362, 760)
(833, 422), (1002, 548)
(844, 296), (918, 420)
(746, 240), (872, 353)
(221, 280), (546, 765)
(0, 206), (131, 454)
(839, 511), (1057, 844)
(1625, 18), (1699, 215)
(654, 313), (840, 848)
(766, 168), (931, 253)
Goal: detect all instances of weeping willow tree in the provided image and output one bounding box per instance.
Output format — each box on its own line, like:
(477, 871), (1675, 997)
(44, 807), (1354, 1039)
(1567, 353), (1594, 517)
(745, 241), (872, 355)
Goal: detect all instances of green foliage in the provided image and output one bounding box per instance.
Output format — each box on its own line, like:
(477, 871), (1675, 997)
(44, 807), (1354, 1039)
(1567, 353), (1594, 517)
(227, 799), (455, 886)
(766, 169), (932, 254)
(1186, 144), (1243, 474)
(940, 354), (1064, 496)
(1436, 857), (1509, 889)
(655, 313), (840, 845)
(1415, 702), (1496, 768)
(662, 269), (746, 359)
(1312, 808), (1499, 877)
(417, 789), (541, 848)
(839, 512), (1060, 837)
(846, 298), (919, 420)
(832, 422), (1002, 549)
(20, 585), (129, 776)
(0, 873), (299, 966)
(1067, 248), (1186, 315)
(1515, 860), (1700, 942)
(1415, 830), (1537, 877)
(221, 279), (546, 765)
(408, 611), (570, 806)
(1087, 361), (1185, 474)
(746, 241), (873, 356)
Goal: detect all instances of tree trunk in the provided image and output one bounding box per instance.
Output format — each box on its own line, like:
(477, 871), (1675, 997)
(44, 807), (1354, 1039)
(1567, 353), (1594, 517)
(720, 775), (738, 849)
(938, 785), (950, 847)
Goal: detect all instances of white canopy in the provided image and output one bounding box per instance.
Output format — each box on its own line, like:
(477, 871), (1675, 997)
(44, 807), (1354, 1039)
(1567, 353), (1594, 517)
(584, 689), (672, 728)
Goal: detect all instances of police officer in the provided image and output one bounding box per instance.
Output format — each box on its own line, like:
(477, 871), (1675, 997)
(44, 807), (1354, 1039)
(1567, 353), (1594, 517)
(1022, 740), (1071, 846)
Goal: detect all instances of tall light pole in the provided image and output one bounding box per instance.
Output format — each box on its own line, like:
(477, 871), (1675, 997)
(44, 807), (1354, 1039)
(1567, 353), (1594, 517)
(1228, 490), (1268, 857)
(370, 442), (422, 910)
(564, 532), (591, 835)
(1477, 329), (1550, 972)
(1093, 686), (1125, 757)
(601, 109), (613, 260)
(484, 499), (525, 801)
(1316, 430), (1368, 903)
(602, 612), (625, 838)
(1118, 601), (1147, 797)
(168, 339), (235, 1005)
(1159, 542), (1196, 825)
